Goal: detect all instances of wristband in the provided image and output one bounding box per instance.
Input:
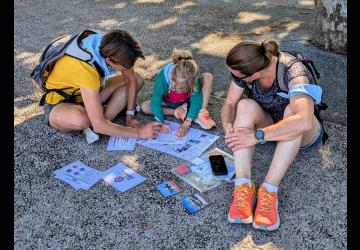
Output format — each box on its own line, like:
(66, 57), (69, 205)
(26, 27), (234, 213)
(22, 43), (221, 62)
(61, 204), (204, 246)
(184, 118), (192, 125)
(126, 110), (135, 117)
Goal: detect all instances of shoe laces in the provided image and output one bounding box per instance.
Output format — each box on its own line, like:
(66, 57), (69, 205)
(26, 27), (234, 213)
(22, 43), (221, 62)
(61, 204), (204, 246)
(258, 188), (275, 214)
(234, 185), (251, 208)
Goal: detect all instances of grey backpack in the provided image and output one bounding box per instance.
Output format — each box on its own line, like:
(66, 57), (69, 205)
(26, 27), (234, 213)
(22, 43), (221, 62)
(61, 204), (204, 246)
(30, 29), (105, 106)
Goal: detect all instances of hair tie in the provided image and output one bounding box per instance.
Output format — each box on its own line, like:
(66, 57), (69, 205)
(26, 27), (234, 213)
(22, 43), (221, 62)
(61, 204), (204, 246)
(260, 44), (266, 54)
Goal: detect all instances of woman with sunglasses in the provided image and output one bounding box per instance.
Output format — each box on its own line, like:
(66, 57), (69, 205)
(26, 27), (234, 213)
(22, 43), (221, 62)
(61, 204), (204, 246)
(221, 39), (324, 231)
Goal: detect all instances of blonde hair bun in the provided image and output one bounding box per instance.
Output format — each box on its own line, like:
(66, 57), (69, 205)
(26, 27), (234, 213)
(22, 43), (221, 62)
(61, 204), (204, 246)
(171, 49), (193, 64)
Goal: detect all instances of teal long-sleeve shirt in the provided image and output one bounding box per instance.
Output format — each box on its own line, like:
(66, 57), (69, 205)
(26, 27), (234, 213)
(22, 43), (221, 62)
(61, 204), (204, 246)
(151, 64), (203, 123)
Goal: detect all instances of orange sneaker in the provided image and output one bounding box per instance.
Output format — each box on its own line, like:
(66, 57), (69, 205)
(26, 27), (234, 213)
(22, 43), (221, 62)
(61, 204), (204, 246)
(228, 180), (256, 224)
(253, 185), (280, 231)
(174, 103), (187, 121)
(195, 109), (216, 129)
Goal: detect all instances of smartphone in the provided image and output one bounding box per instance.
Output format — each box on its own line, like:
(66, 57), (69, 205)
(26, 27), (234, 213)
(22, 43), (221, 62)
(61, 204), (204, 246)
(209, 155), (228, 176)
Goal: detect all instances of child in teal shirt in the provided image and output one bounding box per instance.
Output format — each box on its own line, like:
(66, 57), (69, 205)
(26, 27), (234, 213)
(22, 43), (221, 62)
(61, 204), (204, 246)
(140, 49), (216, 136)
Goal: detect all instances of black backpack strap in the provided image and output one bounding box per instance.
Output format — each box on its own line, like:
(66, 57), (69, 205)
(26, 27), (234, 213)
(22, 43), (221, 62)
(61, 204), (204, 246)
(39, 87), (80, 106)
(277, 52), (291, 92)
(314, 105), (329, 144)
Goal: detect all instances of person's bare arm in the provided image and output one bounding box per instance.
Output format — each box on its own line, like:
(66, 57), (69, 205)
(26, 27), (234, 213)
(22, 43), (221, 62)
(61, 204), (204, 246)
(220, 81), (244, 134)
(121, 67), (140, 127)
(81, 87), (161, 138)
(262, 76), (314, 141)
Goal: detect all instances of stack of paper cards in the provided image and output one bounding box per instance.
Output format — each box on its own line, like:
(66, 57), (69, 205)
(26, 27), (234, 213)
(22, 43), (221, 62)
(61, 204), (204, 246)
(107, 136), (136, 151)
(102, 163), (146, 192)
(155, 180), (183, 198)
(180, 194), (209, 213)
(54, 160), (104, 190)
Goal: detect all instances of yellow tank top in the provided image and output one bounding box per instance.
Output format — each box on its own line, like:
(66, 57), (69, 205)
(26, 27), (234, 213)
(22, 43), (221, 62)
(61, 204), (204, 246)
(45, 55), (102, 104)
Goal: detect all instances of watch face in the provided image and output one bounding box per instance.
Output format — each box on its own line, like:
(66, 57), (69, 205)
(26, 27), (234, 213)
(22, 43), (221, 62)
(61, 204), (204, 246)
(255, 129), (264, 140)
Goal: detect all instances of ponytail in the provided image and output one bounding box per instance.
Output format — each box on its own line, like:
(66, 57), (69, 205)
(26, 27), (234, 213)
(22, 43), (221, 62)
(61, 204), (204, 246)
(171, 49), (199, 93)
(226, 39), (279, 75)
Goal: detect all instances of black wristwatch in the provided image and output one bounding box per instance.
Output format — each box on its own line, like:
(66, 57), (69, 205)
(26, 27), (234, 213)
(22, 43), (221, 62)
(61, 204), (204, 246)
(255, 128), (266, 144)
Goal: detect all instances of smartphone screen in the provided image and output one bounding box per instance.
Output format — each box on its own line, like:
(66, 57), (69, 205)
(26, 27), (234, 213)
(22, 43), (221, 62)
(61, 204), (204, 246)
(209, 155), (228, 175)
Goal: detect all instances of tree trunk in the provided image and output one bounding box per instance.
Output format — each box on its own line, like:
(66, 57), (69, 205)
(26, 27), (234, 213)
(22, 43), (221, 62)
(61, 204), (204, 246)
(312, 0), (347, 54)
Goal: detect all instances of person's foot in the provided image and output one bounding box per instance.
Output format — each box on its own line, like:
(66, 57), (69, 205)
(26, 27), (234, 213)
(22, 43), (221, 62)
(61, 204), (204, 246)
(174, 103), (188, 121)
(252, 185), (280, 231)
(83, 127), (99, 144)
(228, 180), (256, 224)
(195, 109), (216, 129)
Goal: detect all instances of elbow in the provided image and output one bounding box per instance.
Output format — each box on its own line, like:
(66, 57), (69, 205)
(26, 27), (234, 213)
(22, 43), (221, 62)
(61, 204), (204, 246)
(92, 125), (103, 134)
(92, 120), (107, 134)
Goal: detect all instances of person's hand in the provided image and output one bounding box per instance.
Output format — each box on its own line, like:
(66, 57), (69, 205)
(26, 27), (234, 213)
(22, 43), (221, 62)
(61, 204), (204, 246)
(160, 124), (171, 133)
(176, 121), (190, 137)
(223, 123), (234, 137)
(225, 127), (257, 152)
(126, 115), (141, 128)
(138, 122), (162, 139)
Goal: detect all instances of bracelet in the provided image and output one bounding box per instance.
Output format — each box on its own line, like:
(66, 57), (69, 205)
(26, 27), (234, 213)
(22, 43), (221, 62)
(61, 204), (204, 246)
(126, 110), (135, 116)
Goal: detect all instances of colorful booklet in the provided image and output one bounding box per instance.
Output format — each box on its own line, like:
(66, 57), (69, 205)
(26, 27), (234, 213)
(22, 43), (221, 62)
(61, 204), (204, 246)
(155, 180), (183, 198)
(180, 194), (209, 213)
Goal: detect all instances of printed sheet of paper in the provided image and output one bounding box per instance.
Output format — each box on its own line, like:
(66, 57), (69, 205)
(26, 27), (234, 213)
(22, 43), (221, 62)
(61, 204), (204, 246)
(102, 162), (146, 192)
(143, 120), (187, 145)
(107, 136), (136, 151)
(136, 120), (219, 161)
(54, 160), (104, 190)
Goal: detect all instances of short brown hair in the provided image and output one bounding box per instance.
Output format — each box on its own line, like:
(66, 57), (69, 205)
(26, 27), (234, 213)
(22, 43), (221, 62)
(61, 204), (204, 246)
(171, 49), (199, 93)
(100, 30), (145, 68)
(226, 39), (279, 75)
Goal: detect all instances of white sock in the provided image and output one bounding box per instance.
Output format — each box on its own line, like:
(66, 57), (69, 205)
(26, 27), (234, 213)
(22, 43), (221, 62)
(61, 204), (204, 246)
(234, 178), (252, 188)
(262, 183), (278, 193)
(83, 127), (99, 144)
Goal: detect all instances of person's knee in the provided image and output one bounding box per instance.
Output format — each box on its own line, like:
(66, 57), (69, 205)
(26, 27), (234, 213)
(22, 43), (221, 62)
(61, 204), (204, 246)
(49, 111), (90, 131)
(140, 101), (152, 114)
(70, 115), (90, 130)
(236, 98), (257, 115)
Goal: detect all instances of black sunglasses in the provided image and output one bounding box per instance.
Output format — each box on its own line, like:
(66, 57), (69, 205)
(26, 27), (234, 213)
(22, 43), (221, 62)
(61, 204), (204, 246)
(230, 64), (267, 83)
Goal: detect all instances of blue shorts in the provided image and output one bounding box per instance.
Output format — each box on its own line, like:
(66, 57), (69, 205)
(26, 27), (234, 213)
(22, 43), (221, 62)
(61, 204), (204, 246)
(266, 124), (324, 152)
(299, 124), (324, 152)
